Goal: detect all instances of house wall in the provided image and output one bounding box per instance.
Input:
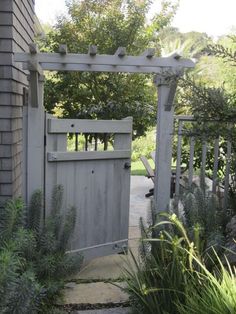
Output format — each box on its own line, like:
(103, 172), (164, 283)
(0, 0), (35, 203)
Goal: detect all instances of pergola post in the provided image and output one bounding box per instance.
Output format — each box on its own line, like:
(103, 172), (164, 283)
(153, 71), (180, 212)
(23, 72), (45, 204)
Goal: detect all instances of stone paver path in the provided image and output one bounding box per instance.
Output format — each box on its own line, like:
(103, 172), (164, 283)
(63, 176), (152, 313)
(76, 308), (130, 314)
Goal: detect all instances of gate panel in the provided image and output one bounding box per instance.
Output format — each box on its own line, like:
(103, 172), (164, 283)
(45, 116), (132, 259)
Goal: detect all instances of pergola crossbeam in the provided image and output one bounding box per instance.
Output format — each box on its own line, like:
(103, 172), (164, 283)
(14, 51), (195, 73)
(29, 63), (184, 73)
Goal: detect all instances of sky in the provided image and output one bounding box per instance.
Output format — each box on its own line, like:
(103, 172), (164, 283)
(35, 0), (236, 38)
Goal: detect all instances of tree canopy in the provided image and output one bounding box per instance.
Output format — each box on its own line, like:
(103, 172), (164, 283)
(39, 0), (178, 137)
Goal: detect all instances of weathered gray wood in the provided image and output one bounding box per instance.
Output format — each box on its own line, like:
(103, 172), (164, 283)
(26, 63), (194, 74)
(46, 158), (130, 258)
(140, 156), (154, 183)
(153, 75), (176, 212)
(0, 39), (12, 52)
(0, 12), (13, 25)
(29, 63), (170, 73)
(142, 48), (155, 58)
(47, 150), (130, 161)
(115, 47), (126, 57)
(14, 52), (195, 69)
(165, 81), (177, 111)
(188, 137), (195, 186)
(113, 117), (133, 150)
(12, 10), (34, 39)
(223, 140), (232, 210)
(174, 115), (194, 121)
(212, 137), (220, 193)
(0, 0), (35, 201)
(150, 151), (155, 162)
(59, 44), (67, 55)
(88, 45), (97, 56)
(29, 43), (38, 54)
(201, 140), (207, 183)
(48, 118), (132, 134)
(28, 71), (39, 107)
(25, 79), (45, 204)
(13, 0), (35, 26)
(45, 117), (132, 260)
(175, 120), (183, 197)
(23, 61), (43, 75)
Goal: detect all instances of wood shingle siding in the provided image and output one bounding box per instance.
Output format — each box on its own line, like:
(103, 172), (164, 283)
(0, 0), (35, 202)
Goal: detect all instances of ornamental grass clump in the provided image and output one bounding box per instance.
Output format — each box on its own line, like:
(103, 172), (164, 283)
(124, 213), (197, 314)
(0, 185), (82, 314)
(124, 184), (235, 314)
(177, 253), (236, 314)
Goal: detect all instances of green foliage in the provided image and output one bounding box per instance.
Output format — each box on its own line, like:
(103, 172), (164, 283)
(124, 183), (234, 314)
(204, 35), (236, 65)
(159, 27), (211, 58)
(177, 254), (236, 314)
(38, 0), (179, 137)
(181, 182), (226, 262)
(178, 77), (236, 124)
(131, 128), (156, 161)
(124, 213), (195, 314)
(0, 186), (82, 313)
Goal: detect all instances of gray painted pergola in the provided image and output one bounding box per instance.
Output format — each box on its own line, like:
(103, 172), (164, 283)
(15, 44), (195, 212)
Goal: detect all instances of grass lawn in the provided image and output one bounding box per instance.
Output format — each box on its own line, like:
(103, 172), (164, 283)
(131, 159), (154, 176)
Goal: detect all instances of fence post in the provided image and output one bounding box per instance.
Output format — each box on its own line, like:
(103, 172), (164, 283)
(24, 73), (45, 204)
(153, 71), (181, 212)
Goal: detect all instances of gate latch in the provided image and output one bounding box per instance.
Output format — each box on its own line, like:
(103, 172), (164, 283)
(124, 162), (131, 169)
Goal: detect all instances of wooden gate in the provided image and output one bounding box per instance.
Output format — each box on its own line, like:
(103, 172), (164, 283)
(45, 115), (132, 259)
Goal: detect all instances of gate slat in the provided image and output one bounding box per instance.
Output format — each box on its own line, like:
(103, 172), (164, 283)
(48, 118), (132, 133)
(212, 137), (220, 193)
(175, 120), (183, 197)
(188, 137), (195, 186)
(223, 140), (232, 210)
(47, 150), (130, 161)
(201, 140), (207, 183)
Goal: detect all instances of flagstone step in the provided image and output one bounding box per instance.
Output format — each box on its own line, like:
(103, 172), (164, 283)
(63, 282), (129, 305)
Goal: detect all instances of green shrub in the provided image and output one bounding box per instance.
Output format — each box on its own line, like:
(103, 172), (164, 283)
(0, 185), (82, 313)
(132, 128), (156, 162)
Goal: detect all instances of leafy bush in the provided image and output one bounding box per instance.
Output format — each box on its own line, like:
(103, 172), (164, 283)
(132, 128), (156, 162)
(0, 186), (82, 313)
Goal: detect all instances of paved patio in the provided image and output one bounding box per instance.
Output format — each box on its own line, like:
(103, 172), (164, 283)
(63, 176), (152, 313)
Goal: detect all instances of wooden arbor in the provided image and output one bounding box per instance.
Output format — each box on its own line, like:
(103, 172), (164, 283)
(15, 44), (195, 213)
